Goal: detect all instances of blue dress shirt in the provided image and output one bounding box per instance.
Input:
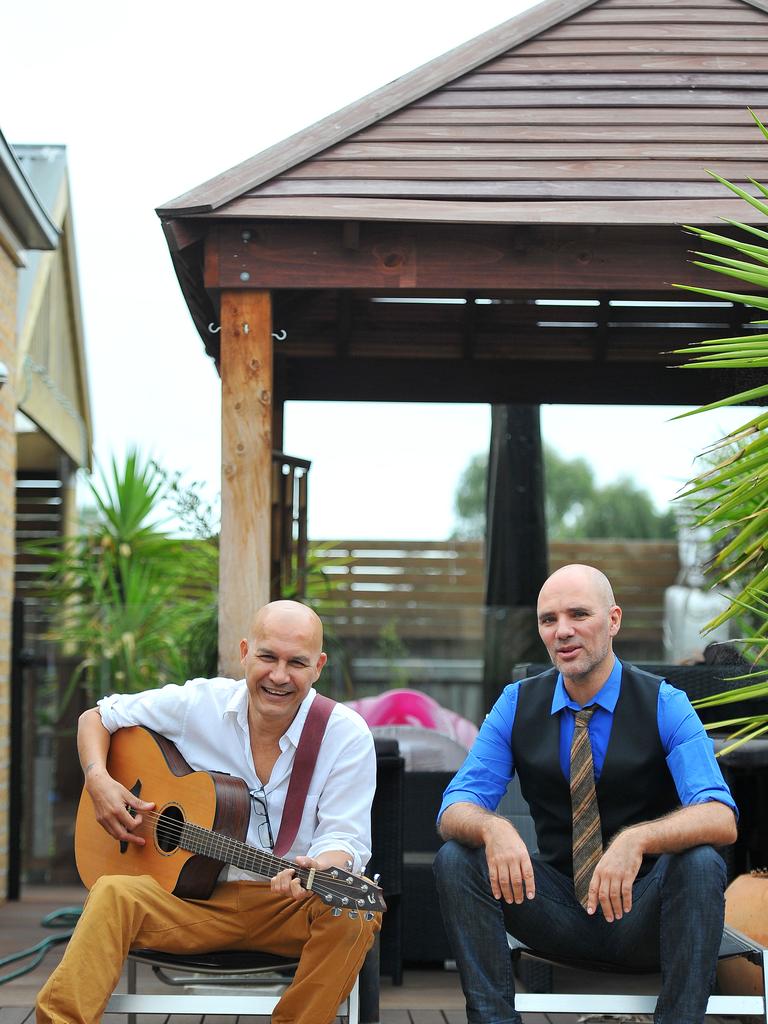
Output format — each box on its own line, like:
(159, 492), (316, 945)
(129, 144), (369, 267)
(438, 657), (737, 822)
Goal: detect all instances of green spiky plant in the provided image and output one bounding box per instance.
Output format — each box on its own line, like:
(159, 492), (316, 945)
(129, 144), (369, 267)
(33, 449), (218, 711)
(672, 109), (768, 753)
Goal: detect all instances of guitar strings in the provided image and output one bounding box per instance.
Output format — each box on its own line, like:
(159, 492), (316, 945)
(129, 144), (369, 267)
(140, 808), (366, 905)
(121, 808), (381, 908)
(135, 808), (297, 873)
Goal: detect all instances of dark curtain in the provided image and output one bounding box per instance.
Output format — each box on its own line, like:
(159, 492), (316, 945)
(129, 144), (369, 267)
(482, 404), (549, 712)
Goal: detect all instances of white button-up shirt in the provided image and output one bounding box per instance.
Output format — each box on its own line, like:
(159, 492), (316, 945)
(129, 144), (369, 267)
(97, 679), (376, 878)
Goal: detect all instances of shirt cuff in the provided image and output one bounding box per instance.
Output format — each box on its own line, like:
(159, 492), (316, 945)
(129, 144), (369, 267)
(306, 839), (364, 874)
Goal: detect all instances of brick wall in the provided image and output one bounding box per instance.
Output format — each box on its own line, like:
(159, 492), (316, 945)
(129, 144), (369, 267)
(0, 246), (18, 901)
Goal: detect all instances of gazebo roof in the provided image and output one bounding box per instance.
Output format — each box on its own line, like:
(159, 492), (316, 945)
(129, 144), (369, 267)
(157, 0), (768, 668)
(157, 0), (768, 410)
(159, 0), (768, 227)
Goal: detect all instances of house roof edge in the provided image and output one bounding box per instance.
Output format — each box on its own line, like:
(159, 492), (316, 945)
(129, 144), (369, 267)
(0, 131), (59, 250)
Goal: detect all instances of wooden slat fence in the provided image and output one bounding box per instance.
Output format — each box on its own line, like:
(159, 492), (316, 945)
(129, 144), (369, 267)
(14, 470), (66, 645)
(314, 538), (679, 660)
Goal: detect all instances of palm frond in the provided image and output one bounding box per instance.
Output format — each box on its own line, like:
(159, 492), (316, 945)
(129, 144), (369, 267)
(671, 112), (768, 750)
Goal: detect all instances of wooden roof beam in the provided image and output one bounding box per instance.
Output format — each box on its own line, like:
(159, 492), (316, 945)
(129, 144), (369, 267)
(205, 221), (731, 293)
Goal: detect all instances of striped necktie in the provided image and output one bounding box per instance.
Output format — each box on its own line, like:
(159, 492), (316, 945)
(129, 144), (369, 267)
(570, 705), (603, 910)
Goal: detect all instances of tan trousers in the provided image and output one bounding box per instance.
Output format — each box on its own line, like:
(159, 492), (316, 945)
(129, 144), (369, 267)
(36, 875), (380, 1024)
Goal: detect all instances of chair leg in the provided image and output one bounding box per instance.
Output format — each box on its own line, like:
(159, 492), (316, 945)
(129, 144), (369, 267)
(358, 934), (380, 1024)
(127, 957), (137, 1024)
(347, 974), (360, 1024)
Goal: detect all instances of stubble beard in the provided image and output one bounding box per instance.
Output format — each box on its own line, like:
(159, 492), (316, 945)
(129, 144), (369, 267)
(552, 640), (611, 684)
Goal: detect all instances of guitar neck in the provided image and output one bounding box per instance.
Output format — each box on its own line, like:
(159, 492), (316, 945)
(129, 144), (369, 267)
(178, 819), (387, 917)
(177, 820), (386, 912)
(180, 821), (299, 881)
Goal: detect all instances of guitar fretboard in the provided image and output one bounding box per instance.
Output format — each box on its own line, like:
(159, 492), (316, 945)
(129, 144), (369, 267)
(180, 821), (299, 880)
(175, 820), (385, 914)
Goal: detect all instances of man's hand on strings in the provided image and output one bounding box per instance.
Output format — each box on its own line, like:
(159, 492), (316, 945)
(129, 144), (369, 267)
(85, 768), (155, 845)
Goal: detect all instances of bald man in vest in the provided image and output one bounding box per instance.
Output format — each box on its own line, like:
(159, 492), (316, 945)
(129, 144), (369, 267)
(435, 564), (737, 1024)
(37, 600), (380, 1024)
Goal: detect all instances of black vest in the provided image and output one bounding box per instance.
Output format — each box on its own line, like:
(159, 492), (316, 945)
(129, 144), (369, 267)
(512, 662), (680, 878)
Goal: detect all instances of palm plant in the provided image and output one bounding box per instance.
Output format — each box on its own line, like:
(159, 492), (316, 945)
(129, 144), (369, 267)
(672, 109), (768, 752)
(35, 449), (218, 710)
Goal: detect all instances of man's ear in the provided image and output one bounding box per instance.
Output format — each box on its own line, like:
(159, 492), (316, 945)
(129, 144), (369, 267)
(608, 605), (622, 637)
(239, 638), (249, 662)
(314, 652), (328, 680)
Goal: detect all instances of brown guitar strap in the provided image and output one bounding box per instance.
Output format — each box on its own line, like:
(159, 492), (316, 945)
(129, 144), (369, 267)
(273, 693), (336, 857)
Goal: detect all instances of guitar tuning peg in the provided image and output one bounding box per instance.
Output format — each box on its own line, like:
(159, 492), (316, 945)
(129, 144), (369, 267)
(347, 910), (359, 920)
(373, 873), (381, 885)
(331, 907), (342, 917)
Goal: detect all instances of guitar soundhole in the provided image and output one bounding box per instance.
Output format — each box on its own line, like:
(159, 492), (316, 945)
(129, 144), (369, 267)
(156, 805), (184, 853)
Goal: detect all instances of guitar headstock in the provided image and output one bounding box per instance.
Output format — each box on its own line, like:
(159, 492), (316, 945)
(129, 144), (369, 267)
(308, 867), (387, 913)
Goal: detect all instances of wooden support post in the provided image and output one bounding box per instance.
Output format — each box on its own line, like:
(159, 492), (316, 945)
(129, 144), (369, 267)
(219, 290), (273, 677)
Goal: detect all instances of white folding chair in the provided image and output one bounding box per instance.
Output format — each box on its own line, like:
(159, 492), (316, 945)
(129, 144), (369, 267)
(105, 947), (359, 1022)
(508, 924), (768, 1020)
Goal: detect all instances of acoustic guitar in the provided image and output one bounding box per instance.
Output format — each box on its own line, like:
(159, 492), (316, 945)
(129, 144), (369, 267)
(75, 725), (386, 913)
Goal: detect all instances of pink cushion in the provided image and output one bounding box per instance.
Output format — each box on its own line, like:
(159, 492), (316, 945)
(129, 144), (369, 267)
(346, 689), (478, 750)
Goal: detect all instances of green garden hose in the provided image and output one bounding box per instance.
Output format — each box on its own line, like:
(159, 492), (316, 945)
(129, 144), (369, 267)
(0, 906), (81, 985)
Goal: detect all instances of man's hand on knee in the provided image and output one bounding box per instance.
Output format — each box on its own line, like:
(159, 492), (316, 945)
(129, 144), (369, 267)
(482, 818), (536, 905)
(588, 831), (643, 921)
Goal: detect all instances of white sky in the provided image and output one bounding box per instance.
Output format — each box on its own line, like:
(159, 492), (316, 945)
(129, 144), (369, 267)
(2, 0), (754, 539)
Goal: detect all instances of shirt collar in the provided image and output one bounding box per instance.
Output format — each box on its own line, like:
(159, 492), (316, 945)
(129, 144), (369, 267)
(224, 680), (250, 724)
(224, 681), (317, 748)
(550, 656), (622, 715)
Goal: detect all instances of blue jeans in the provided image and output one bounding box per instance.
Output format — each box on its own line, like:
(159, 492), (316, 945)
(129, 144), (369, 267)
(433, 840), (726, 1024)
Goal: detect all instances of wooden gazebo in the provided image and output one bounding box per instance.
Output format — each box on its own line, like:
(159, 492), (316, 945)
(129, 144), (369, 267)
(157, 0), (768, 673)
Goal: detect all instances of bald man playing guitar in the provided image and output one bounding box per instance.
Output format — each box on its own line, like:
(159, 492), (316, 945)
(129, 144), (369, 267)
(37, 601), (381, 1024)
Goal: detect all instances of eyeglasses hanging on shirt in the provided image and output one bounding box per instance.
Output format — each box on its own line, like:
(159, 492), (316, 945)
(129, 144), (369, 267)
(249, 787), (275, 851)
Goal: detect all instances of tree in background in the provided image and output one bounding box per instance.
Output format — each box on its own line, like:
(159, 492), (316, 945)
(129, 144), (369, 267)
(453, 444), (676, 540)
(453, 453), (488, 539)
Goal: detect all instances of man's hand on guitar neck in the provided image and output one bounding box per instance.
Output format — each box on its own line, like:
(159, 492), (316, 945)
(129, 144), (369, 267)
(271, 850), (355, 903)
(78, 708), (155, 847)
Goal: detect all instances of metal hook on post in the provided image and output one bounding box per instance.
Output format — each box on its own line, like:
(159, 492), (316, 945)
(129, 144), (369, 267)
(208, 323), (287, 341)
